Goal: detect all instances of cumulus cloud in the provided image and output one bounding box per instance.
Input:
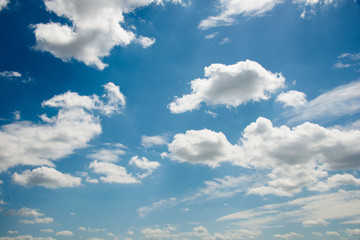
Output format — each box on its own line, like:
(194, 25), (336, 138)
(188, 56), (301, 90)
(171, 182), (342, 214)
(87, 148), (126, 162)
(0, 82), (124, 172)
(0, 236), (55, 240)
(55, 231), (74, 236)
(12, 167), (81, 189)
(141, 135), (168, 148)
(309, 174), (360, 192)
(89, 160), (139, 184)
(33, 0), (181, 69)
(19, 217), (54, 224)
(129, 156), (160, 179)
(169, 60), (284, 113)
(326, 231), (340, 237)
(346, 229), (360, 236)
(273, 232), (303, 240)
(199, 0), (342, 29)
(285, 81), (360, 123)
(137, 197), (177, 218)
(276, 90), (307, 107)
(0, 71), (33, 83)
(8, 207), (44, 217)
(302, 218), (329, 227)
(218, 190), (360, 229)
(165, 117), (360, 196)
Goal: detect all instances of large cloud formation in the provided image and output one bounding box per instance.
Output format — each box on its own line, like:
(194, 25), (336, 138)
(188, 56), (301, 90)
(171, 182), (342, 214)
(169, 60), (285, 113)
(33, 0), (183, 70)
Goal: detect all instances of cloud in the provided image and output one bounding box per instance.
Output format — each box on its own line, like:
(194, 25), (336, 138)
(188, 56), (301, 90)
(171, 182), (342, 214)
(326, 231), (340, 237)
(40, 229), (53, 233)
(137, 197), (177, 218)
(141, 135), (168, 148)
(302, 218), (329, 227)
(205, 32), (218, 39)
(285, 81), (360, 123)
(198, 0), (342, 29)
(128, 156), (160, 179)
(87, 148), (126, 162)
(8, 207), (44, 217)
(33, 0), (181, 70)
(12, 167), (81, 189)
(55, 231), (74, 236)
(334, 52), (360, 71)
(19, 217), (54, 224)
(0, 236), (55, 240)
(0, 82), (124, 172)
(273, 232), (303, 240)
(0, 0), (9, 11)
(220, 37), (231, 45)
(166, 129), (242, 168)
(78, 226), (106, 232)
(0, 71), (33, 83)
(309, 174), (360, 192)
(169, 60), (284, 113)
(89, 160), (139, 184)
(346, 229), (360, 236)
(276, 90), (307, 107)
(7, 231), (18, 235)
(217, 190), (360, 229)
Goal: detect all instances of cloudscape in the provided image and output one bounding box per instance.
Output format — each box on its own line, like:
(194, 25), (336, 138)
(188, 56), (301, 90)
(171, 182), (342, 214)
(0, 0), (360, 239)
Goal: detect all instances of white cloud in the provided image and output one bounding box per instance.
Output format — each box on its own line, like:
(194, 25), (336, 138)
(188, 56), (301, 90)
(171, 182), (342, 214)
(285, 81), (360, 123)
(0, 0), (9, 11)
(137, 197), (177, 218)
(0, 236), (55, 240)
(33, 0), (181, 70)
(9, 207), (44, 217)
(346, 229), (360, 236)
(78, 226), (106, 232)
(334, 52), (360, 71)
(205, 32), (218, 39)
(309, 174), (360, 192)
(40, 229), (53, 233)
(276, 90), (307, 107)
(220, 37), (231, 45)
(12, 111), (21, 120)
(12, 167), (81, 189)
(87, 149), (126, 162)
(199, 0), (342, 29)
(0, 83), (124, 172)
(8, 231), (18, 235)
(55, 231), (74, 236)
(273, 232), (303, 240)
(312, 232), (323, 236)
(169, 60), (284, 113)
(0, 71), (32, 83)
(89, 160), (139, 184)
(129, 156), (160, 179)
(141, 135), (168, 148)
(20, 217), (54, 224)
(326, 231), (340, 237)
(302, 218), (329, 227)
(217, 190), (360, 229)
(166, 129), (242, 168)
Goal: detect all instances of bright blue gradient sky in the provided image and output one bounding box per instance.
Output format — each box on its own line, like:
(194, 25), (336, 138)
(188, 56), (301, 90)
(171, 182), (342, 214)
(1, 0), (360, 239)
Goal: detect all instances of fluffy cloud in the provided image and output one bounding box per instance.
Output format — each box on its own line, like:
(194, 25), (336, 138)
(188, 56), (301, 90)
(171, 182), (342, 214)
(218, 190), (360, 229)
(169, 60), (284, 113)
(276, 90), (307, 107)
(199, 0), (342, 29)
(137, 197), (177, 218)
(0, 71), (33, 83)
(55, 231), (74, 236)
(346, 229), (360, 237)
(19, 217), (54, 224)
(12, 167), (81, 189)
(285, 81), (360, 123)
(89, 160), (138, 184)
(0, 236), (55, 240)
(141, 135), (168, 148)
(33, 0), (181, 70)
(8, 207), (44, 217)
(129, 156), (160, 179)
(326, 231), (340, 237)
(302, 218), (329, 227)
(87, 148), (126, 162)
(273, 232), (303, 240)
(165, 117), (360, 196)
(0, 82), (124, 172)
(166, 129), (241, 168)
(78, 226), (106, 232)
(0, 0), (9, 11)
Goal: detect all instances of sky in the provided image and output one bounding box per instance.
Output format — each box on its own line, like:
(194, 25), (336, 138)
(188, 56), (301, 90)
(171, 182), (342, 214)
(0, 0), (360, 239)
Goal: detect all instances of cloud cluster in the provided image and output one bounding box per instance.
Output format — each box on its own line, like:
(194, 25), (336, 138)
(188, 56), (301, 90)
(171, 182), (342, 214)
(169, 60), (284, 113)
(141, 135), (168, 148)
(276, 90), (307, 107)
(199, 0), (341, 29)
(89, 161), (138, 184)
(164, 117), (360, 196)
(33, 0), (181, 69)
(0, 0), (9, 11)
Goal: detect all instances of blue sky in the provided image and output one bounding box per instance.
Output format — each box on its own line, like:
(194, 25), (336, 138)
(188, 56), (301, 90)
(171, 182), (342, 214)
(1, 0), (360, 239)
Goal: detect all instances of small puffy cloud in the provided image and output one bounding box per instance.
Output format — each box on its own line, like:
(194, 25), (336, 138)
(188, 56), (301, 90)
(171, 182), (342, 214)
(309, 174), (360, 192)
(285, 81), (360, 123)
(141, 135), (168, 148)
(20, 217), (54, 224)
(220, 37), (231, 45)
(0, 71), (33, 83)
(0, 82), (124, 172)
(8, 231), (18, 234)
(12, 111), (21, 120)
(8, 207), (44, 217)
(89, 161), (139, 184)
(40, 229), (53, 233)
(87, 149), (126, 162)
(137, 197), (177, 218)
(12, 167), (81, 189)
(346, 229), (360, 236)
(302, 218), (329, 227)
(78, 226), (106, 232)
(276, 90), (307, 107)
(326, 231), (340, 237)
(166, 129), (242, 168)
(273, 232), (303, 239)
(169, 60), (284, 113)
(312, 232), (323, 236)
(334, 52), (360, 71)
(205, 32), (218, 39)
(0, 0), (9, 11)
(55, 231), (74, 236)
(33, 0), (181, 69)
(129, 156), (160, 179)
